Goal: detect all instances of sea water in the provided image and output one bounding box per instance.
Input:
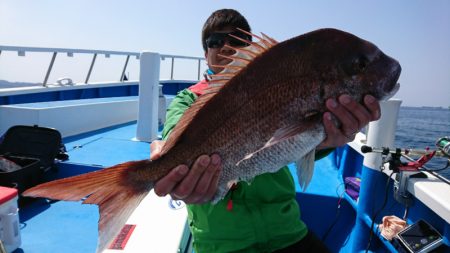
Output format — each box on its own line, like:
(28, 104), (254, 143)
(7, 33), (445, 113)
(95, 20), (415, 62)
(394, 107), (450, 179)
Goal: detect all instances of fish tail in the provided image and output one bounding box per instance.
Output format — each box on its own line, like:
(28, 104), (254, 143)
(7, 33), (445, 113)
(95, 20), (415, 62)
(23, 160), (155, 252)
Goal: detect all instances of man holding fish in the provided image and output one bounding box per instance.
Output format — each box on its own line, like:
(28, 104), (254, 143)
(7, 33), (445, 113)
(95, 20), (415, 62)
(151, 9), (382, 253)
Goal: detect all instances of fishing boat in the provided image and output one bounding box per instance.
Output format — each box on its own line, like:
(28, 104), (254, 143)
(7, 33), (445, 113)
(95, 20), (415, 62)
(0, 45), (449, 253)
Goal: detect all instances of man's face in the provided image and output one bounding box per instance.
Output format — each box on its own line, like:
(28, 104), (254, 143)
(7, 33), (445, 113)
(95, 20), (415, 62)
(204, 27), (249, 74)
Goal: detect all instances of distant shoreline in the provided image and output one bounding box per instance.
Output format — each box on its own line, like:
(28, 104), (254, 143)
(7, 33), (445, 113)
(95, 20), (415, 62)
(401, 106), (449, 111)
(0, 80), (40, 88)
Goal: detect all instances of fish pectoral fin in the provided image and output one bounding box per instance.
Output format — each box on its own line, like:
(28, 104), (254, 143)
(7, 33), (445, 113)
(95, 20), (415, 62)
(267, 123), (313, 148)
(268, 112), (322, 148)
(236, 124), (309, 166)
(236, 120), (321, 166)
(296, 149), (316, 190)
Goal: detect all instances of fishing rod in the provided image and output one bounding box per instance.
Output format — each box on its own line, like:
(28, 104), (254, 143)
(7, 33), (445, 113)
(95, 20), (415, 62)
(361, 146), (449, 158)
(362, 135), (450, 165)
(361, 136), (450, 182)
(361, 136), (450, 203)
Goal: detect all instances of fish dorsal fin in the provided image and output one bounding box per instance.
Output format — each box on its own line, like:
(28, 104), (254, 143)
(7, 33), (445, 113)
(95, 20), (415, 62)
(161, 31), (278, 155)
(207, 29), (278, 91)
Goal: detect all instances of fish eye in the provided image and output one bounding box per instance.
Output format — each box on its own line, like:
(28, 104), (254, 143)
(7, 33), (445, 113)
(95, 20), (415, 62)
(353, 56), (369, 72)
(342, 55), (370, 76)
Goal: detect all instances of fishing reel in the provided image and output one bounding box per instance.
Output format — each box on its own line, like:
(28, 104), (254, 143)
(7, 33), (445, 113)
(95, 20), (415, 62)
(361, 137), (450, 207)
(435, 136), (450, 158)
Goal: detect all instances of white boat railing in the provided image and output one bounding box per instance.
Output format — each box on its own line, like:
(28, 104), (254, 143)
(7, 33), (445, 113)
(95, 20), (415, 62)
(0, 45), (205, 86)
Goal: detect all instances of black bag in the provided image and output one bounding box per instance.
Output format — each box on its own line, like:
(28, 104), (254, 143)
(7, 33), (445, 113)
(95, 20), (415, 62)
(0, 125), (65, 194)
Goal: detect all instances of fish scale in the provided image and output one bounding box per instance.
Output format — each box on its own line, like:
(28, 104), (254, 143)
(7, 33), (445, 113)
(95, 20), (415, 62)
(200, 78), (326, 201)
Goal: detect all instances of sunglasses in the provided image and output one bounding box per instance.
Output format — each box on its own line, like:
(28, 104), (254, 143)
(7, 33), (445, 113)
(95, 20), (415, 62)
(205, 31), (251, 49)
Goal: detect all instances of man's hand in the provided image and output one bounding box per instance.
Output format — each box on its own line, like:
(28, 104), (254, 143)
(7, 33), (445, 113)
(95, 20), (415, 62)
(319, 94), (381, 149)
(151, 140), (222, 204)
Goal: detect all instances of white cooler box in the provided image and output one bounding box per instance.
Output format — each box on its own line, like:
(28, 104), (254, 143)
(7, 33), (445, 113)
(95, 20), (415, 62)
(0, 186), (21, 253)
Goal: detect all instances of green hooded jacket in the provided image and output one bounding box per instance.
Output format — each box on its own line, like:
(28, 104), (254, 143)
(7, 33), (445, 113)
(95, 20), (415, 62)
(161, 81), (332, 253)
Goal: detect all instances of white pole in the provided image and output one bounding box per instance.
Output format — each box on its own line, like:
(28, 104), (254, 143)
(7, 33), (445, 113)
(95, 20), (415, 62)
(363, 99), (402, 170)
(136, 52), (160, 142)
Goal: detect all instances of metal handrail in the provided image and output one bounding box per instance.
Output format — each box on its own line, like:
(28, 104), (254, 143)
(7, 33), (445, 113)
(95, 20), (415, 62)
(0, 45), (205, 86)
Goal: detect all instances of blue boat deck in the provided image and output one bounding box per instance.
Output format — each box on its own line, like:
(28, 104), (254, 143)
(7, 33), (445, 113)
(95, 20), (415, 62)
(63, 121), (149, 167)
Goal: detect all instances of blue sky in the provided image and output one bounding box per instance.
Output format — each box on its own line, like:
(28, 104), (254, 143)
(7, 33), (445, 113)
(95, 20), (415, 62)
(0, 0), (449, 107)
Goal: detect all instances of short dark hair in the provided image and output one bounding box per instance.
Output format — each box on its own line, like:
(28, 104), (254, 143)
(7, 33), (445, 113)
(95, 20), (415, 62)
(201, 9), (252, 51)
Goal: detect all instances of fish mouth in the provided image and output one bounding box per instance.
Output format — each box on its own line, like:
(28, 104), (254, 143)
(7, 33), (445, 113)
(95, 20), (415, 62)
(380, 59), (401, 100)
(381, 82), (400, 101)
